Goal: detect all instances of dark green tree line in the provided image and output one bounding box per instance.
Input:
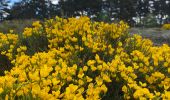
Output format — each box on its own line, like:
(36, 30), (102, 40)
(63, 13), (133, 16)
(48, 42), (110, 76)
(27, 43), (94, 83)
(7, 0), (60, 20)
(1, 0), (170, 26)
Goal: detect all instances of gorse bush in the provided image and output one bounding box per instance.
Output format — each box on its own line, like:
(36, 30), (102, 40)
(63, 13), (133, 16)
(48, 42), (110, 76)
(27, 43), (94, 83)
(0, 16), (170, 100)
(162, 24), (170, 30)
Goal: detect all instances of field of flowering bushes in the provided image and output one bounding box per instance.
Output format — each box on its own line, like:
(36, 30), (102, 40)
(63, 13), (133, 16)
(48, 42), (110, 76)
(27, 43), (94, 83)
(0, 16), (170, 100)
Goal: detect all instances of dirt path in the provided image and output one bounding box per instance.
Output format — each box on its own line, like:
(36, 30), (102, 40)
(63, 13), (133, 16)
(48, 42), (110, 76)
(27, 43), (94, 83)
(130, 28), (170, 46)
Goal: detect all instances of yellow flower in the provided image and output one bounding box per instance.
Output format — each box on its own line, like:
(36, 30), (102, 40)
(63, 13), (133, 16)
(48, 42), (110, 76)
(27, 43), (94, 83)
(102, 74), (111, 82)
(71, 37), (78, 42)
(118, 42), (122, 47)
(0, 88), (3, 94)
(16, 90), (24, 96)
(29, 71), (40, 81)
(122, 85), (128, 93)
(83, 66), (88, 71)
(67, 76), (72, 82)
(87, 60), (96, 66)
(86, 76), (93, 82)
(127, 66), (133, 73)
(154, 91), (160, 96)
(162, 91), (170, 99)
(80, 47), (84, 51)
(9, 30), (14, 33)
(168, 68), (170, 73)
(52, 91), (60, 98)
(163, 62), (168, 67)
(32, 21), (42, 28)
(78, 79), (84, 86)
(162, 24), (170, 30)
(66, 84), (78, 94)
(139, 81), (147, 87)
(97, 65), (102, 70)
(18, 72), (27, 82)
(109, 48), (114, 55)
(95, 55), (103, 64)
(17, 48), (21, 52)
(78, 69), (84, 79)
(32, 84), (41, 95)
(5, 95), (8, 100)
(52, 78), (60, 85)
(82, 36), (86, 41)
(40, 64), (53, 78)
(133, 88), (153, 99)
(101, 84), (108, 93)
(23, 27), (33, 37)
(91, 65), (97, 71)
(96, 77), (103, 86)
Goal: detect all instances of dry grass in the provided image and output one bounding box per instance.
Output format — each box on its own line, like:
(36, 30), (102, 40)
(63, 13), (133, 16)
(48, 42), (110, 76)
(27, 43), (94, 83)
(0, 19), (37, 34)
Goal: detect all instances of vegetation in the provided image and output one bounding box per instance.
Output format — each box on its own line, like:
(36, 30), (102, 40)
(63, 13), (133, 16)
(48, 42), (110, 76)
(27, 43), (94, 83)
(0, 0), (170, 26)
(162, 24), (170, 30)
(0, 17), (170, 99)
(1, 0), (170, 99)
(0, 19), (36, 33)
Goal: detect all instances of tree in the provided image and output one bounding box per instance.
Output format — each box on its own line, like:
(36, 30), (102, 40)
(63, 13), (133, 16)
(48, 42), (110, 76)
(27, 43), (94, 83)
(165, 0), (170, 23)
(58, 0), (102, 18)
(113, 0), (137, 25)
(152, 0), (168, 25)
(136, 0), (150, 26)
(0, 0), (9, 21)
(97, 0), (118, 22)
(8, 0), (59, 20)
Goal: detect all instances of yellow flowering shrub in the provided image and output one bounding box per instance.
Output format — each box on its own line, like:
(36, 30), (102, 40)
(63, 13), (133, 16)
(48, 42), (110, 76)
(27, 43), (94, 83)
(162, 23), (170, 30)
(0, 16), (170, 99)
(0, 33), (18, 59)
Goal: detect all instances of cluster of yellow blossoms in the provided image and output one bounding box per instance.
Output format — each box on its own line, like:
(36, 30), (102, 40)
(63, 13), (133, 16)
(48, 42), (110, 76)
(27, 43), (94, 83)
(162, 23), (170, 30)
(0, 16), (170, 99)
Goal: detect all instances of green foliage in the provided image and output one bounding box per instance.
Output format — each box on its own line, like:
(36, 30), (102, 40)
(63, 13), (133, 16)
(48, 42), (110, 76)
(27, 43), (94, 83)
(143, 14), (159, 27)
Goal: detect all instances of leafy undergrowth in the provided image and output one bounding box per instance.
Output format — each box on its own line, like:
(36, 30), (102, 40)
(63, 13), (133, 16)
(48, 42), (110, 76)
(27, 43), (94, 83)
(0, 17), (170, 100)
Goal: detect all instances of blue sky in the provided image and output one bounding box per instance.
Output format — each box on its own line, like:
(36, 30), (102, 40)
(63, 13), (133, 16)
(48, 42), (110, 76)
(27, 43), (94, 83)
(10, 0), (19, 3)
(8, 0), (19, 5)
